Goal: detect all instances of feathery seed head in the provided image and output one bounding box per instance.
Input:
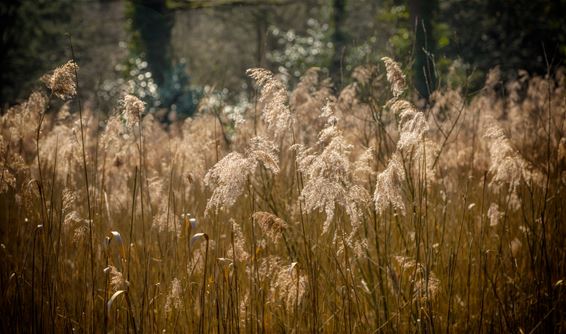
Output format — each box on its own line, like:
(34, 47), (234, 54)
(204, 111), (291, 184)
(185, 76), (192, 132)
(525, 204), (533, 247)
(229, 219), (250, 262)
(204, 152), (256, 214)
(247, 136), (280, 174)
(485, 66), (501, 89)
(381, 57), (406, 97)
(353, 147), (375, 182)
(121, 94), (145, 128)
(253, 211), (288, 243)
(42, 61), (79, 99)
(352, 65), (378, 86)
(374, 154), (405, 215)
(484, 120), (543, 198)
(247, 68), (294, 139)
(389, 99), (428, 151)
(26, 92), (49, 116)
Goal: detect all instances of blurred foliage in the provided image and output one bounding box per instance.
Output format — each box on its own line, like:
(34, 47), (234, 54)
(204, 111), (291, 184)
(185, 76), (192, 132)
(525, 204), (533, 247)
(376, 4), (412, 58)
(267, 18), (333, 80)
(159, 61), (202, 117)
(0, 0), (73, 106)
(423, 0), (566, 92)
(107, 53), (202, 119)
(439, 0), (566, 75)
(1, 0), (566, 108)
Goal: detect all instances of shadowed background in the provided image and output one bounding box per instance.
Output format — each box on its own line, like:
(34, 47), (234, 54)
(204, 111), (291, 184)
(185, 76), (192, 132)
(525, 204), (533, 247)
(1, 0), (565, 116)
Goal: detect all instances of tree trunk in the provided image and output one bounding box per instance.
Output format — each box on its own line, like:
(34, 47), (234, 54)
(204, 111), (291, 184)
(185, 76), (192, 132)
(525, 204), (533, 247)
(131, 0), (174, 87)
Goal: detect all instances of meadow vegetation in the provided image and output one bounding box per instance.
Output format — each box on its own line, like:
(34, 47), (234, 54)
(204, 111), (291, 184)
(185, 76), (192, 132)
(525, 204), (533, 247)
(0, 57), (565, 333)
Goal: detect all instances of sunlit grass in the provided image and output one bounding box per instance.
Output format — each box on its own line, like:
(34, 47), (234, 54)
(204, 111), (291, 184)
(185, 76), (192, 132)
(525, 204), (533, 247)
(0, 58), (565, 333)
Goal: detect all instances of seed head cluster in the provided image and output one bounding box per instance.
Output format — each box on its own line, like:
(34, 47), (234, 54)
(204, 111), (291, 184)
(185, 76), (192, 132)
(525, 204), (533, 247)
(42, 60), (79, 99)
(1, 56), (564, 333)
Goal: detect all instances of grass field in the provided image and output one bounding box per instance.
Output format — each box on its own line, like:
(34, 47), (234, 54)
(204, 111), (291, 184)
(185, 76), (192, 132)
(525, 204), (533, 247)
(0, 57), (565, 333)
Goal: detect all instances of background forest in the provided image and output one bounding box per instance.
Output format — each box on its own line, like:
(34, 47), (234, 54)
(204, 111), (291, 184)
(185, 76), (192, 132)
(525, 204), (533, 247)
(2, 0), (566, 115)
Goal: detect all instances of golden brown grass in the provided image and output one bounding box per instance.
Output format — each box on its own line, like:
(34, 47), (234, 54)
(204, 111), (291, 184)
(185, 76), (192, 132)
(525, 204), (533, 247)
(0, 58), (565, 333)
